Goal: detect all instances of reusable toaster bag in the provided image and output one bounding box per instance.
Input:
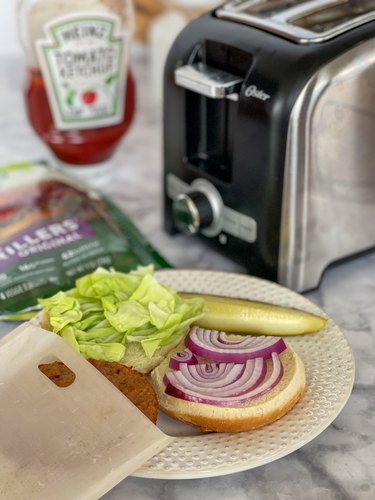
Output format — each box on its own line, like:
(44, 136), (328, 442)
(0, 323), (172, 499)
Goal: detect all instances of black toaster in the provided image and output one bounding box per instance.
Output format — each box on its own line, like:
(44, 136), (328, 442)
(163, 0), (375, 291)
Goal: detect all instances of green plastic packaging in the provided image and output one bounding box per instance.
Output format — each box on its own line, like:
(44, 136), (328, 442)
(0, 161), (170, 316)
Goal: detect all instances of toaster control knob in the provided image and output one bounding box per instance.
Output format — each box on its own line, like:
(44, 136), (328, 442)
(173, 191), (213, 235)
(172, 179), (223, 237)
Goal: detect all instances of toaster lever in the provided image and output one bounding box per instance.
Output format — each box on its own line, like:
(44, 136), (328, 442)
(174, 63), (243, 99)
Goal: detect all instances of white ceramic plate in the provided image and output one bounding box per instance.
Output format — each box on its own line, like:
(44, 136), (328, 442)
(132, 269), (355, 480)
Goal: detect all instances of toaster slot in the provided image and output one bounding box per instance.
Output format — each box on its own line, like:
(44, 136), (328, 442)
(216, 0), (375, 43)
(181, 42), (252, 183)
(233, 0), (312, 17)
(291, 0), (375, 33)
(185, 90), (236, 183)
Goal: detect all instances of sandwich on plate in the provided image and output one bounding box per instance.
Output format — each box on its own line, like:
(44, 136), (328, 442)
(151, 326), (306, 432)
(38, 266), (326, 433)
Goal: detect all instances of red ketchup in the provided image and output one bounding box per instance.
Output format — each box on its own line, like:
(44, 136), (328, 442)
(25, 68), (135, 165)
(18, 0), (136, 179)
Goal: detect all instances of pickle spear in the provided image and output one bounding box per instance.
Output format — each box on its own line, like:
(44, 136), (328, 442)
(180, 293), (327, 336)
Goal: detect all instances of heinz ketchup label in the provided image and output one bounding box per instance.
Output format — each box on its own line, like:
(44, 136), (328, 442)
(36, 12), (129, 130)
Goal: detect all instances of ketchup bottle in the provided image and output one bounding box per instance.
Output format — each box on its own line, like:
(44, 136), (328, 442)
(18, 0), (135, 184)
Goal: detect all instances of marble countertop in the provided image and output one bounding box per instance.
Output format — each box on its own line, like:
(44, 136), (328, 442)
(0, 53), (374, 500)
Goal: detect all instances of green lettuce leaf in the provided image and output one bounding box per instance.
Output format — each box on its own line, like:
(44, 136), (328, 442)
(129, 274), (176, 311)
(76, 269), (139, 299)
(60, 325), (80, 352)
(39, 292), (82, 333)
(104, 300), (150, 331)
(78, 342), (126, 362)
(37, 266), (206, 363)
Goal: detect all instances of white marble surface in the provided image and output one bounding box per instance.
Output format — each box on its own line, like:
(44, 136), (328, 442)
(0, 53), (375, 500)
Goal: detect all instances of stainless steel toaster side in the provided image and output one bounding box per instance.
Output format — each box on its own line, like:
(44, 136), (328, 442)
(280, 37), (375, 291)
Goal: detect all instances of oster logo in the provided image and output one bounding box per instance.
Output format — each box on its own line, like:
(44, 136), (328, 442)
(245, 85), (271, 101)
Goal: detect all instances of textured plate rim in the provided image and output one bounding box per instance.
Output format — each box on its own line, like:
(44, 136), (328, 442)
(132, 269), (355, 480)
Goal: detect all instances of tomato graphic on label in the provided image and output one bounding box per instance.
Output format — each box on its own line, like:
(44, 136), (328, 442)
(81, 90), (97, 105)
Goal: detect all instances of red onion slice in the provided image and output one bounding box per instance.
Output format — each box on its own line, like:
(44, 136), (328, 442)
(174, 357), (266, 396)
(163, 361), (244, 389)
(187, 326), (286, 362)
(188, 362), (240, 381)
(165, 352), (283, 406)
(182, 362), (246, 389)
(169, 348), (198, 370)
(164, 362), (239, 387)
